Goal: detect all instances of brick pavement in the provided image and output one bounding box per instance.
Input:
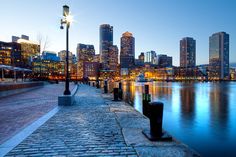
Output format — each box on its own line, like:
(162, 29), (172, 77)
(0, 82), (75, 144)
(5, 84), (138, 157)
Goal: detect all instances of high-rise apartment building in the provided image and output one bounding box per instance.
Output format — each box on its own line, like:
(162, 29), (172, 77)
(120, 31), (135, 68)
(209, 32), (229, 79)
(180, 37), (196, 68)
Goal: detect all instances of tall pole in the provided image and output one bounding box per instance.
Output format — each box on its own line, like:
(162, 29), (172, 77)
(1, 68), (4, 81)
(64, 23), (71, 95)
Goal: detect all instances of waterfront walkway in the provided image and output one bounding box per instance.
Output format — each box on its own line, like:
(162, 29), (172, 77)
(0, 83), (74, 144)
(4, 84), (198, 157)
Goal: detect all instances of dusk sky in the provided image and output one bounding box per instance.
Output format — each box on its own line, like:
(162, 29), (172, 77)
(0, 0), (235, 66)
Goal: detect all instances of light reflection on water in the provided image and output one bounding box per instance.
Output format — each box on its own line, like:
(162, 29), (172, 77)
(122, 81), (236, 157)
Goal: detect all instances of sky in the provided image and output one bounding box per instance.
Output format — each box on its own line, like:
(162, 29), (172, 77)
(0, 0), (235, 66)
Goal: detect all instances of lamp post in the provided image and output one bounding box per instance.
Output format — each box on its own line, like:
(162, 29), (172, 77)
(60, 5), (72, 95)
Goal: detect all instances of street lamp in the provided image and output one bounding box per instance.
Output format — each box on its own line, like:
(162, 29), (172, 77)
(60, 5), (73, 95)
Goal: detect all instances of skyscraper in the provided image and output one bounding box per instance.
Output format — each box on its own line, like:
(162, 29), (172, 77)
(99, 24), (113, 69)
(209, 32), (229, 79)
(120, 31), (135, 68)
(180, 37), (196, 68)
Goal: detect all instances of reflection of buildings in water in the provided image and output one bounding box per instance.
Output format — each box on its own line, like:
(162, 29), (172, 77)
(122, 81), (134, 104)
(151, 82), (173, 100)
(209, 83), (229, 135)
(179, 84), (196, 124)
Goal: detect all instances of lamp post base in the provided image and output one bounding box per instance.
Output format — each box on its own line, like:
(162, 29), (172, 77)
(64, 90), (71, 95)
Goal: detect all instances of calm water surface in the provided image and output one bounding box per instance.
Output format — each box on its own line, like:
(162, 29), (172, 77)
(122, 81), (236, 157)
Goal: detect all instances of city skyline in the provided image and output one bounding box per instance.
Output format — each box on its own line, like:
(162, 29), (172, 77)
(0, 0), (236, 66)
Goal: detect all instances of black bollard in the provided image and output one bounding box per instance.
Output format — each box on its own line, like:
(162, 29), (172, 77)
(142, 101), (172, 141)
(142, 84), (151, 117)
(104, 80), (108, 93)
(96, 80), (100, 88)
(118, 82), (123, 100)
(144, 84), (149, 94)
(142, 93), (151, 117)
(113, 88), (119, 101)
(92, 82), (95, 87)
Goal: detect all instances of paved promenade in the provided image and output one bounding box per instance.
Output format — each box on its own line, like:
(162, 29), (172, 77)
(0, 83), (74, 144)
(5, 84), (199, 157)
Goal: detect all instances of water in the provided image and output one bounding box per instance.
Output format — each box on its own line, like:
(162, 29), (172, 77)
(122, 81), (236, 157)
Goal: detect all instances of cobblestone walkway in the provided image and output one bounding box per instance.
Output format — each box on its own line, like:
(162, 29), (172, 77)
(5, 85), (138, 157)
(0, 83), (74, 144)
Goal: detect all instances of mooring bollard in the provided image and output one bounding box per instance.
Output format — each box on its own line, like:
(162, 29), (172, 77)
(96, 80), (100, 88)
(142, 101), (172, 141)
(113, 88), (119, 101)
(142, 84), (151, 117)
(104, 80), (108, 93)
(118, 82), (123, 100)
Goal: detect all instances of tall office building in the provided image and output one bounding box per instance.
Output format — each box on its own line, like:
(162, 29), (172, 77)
(120, 31), (135, 68)
(180, 37), (196, 68)
(77, 44), (95, 62)
(108, 45), (119, 71)
(145, 51), (156, 64)
(77, 43), (96, 78)
(99, 24), (113, 69)
(209, 32), (229, 79)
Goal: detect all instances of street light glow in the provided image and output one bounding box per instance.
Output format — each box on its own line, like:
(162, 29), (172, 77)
(66, 14), (74, 24)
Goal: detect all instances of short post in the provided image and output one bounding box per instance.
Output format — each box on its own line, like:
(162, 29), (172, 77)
(104, 80), (108, 93)
(118, 82), (123, 100)
(142, 85), (151, 117)
(96, 80), (100, 88)
(113, 88), (119, 101)
(92, 82), (95, 87)
(142, 101), (172, 141)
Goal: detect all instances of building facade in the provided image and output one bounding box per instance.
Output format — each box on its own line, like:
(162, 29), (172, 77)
(42, 51), (60, 61)
(17, 39), (40, 68)
(108, 45), (118, 71)
(157, 54), (172, 67)
(209, 32), (229, 80)
(138, 52), (145, 63)
(77, 43), (96, 79)
(120, 31), (135, 69)
(99, 24), (113, 69)
(145, 51), (156, 64)
(180, 37), (196, 68)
